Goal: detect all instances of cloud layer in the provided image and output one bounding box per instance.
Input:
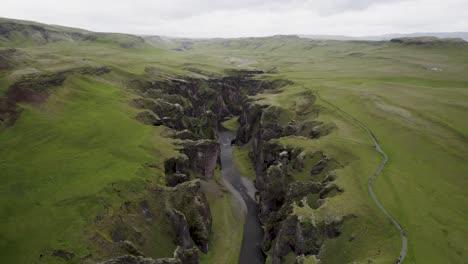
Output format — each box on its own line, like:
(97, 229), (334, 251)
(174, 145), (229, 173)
(1, 0), (467, 37)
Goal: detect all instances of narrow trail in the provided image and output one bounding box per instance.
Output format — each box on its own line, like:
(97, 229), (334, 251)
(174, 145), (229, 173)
(314, 91), (408, 263)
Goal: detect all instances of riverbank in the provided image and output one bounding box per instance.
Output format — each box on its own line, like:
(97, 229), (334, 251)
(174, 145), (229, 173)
(218, 128), (265, 264)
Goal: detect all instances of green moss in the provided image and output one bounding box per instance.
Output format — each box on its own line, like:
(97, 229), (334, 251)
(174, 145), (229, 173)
(221, 116), (240, 131)
(233, 145), (256, 181)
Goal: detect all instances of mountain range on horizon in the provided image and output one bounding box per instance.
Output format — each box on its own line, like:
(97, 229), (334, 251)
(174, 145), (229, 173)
(298, 32), (468, 41)
(1, 16), (467, 41)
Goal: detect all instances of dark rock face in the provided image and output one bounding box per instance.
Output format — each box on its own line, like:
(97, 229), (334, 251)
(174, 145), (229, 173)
(102, 71), (291, 264)
(310, 157), (329, 176)
(97, 179), (210, 264)
(100, 255), (180, 264)
(180, 140), (220, 180)
(174, 246), (199, 264)
(165, 173), (190, 187)
(51, 249), (75, 261)
(167, 209), (195, 250)
(236, 103), (335, 146)
(135, 110), (162, 126)
(269, 213), (345, 264)
(103, 70), (345, 263)
(152, 180), (212, 256)
(271, 215), (306, 263)
(173, 129), (197, 140)
(131, 72), (284, 140)
(164, 155), (191, 186)
(234, 93), (346, 262)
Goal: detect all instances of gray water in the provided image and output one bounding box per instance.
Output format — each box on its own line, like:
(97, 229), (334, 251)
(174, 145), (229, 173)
(218, 129), (265, 264)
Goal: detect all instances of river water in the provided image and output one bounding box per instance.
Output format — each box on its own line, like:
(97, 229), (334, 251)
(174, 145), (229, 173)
(218, 129), (265, 264)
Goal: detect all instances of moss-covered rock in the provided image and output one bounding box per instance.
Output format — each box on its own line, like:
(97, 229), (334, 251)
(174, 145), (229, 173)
(135, 110), (162, 126)
(100, 255), (180, 264)
(157, 180), (212, 253)
(172, 129), (198, 140)
(180, 140), (220, 180)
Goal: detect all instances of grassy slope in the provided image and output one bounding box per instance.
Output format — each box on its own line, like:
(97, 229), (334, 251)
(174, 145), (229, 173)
(232, 145), (256, 182)
(300, 44), (468, 264)
(0, 76), (179, 263)
(188, 38), (468, 263)
(317, 75), (468, 263)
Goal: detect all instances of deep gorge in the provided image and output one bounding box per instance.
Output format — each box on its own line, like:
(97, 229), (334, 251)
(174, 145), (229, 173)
(101, 70), (349, 264)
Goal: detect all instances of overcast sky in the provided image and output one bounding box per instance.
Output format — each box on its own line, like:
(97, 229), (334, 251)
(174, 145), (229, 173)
(1, 0), (467, 38)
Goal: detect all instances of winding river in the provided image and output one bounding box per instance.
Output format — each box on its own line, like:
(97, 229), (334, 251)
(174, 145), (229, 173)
(218, 128), (265, 264)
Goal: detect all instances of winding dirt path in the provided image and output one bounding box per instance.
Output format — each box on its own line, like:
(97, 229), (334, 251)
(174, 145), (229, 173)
(315, 91), (408, 263)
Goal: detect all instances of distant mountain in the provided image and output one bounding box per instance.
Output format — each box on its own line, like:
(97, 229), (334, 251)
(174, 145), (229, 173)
(0, 17), (146, 48)
(299, 32), (468, 41)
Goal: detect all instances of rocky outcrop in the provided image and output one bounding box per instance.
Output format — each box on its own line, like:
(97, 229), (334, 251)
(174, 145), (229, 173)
(101, 255), (180, 264)
(124, 71), (308, 263)
(135, 110), (162, 126)
(164, 155), (191, 187)
(159, 138), (220, 187)
(173, 129), (197, 140)
(158, 180), (212, 254)
(233, 92), (347, 262)
(131, 72), (287, 139)
(124, 72), (286, 263)
(167, 209), (195, 250)
(270, 212), (344, 264)
(236, 103), (335, 146)
(179, 140), (220, 180)
(100, 179), (211, 264)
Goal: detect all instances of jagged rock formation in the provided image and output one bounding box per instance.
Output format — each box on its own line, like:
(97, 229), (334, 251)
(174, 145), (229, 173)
(132, 71), (289, 139)
(99, 180), (210, 264)
(235, 92), (348, 263)
(101, 70), (286, 263)
(103, 69), (345, 263)
(159, 180), (212, 253)
(164, 155), (191, 187)
(101, 255), (180, 264)
(179, 140), (220, 180)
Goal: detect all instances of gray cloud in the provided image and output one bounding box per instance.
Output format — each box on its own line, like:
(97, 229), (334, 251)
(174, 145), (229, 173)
(1, 0), (467, 37)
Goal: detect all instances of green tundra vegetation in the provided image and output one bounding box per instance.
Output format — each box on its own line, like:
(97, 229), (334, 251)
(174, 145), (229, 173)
(0, 17), (467, 264)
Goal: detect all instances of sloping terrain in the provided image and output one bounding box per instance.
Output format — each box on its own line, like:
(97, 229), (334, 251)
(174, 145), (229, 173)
(1, 17), (467, 264)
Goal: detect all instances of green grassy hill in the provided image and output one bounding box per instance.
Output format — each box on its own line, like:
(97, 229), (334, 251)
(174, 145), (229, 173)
(1, 17), (467, 263)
